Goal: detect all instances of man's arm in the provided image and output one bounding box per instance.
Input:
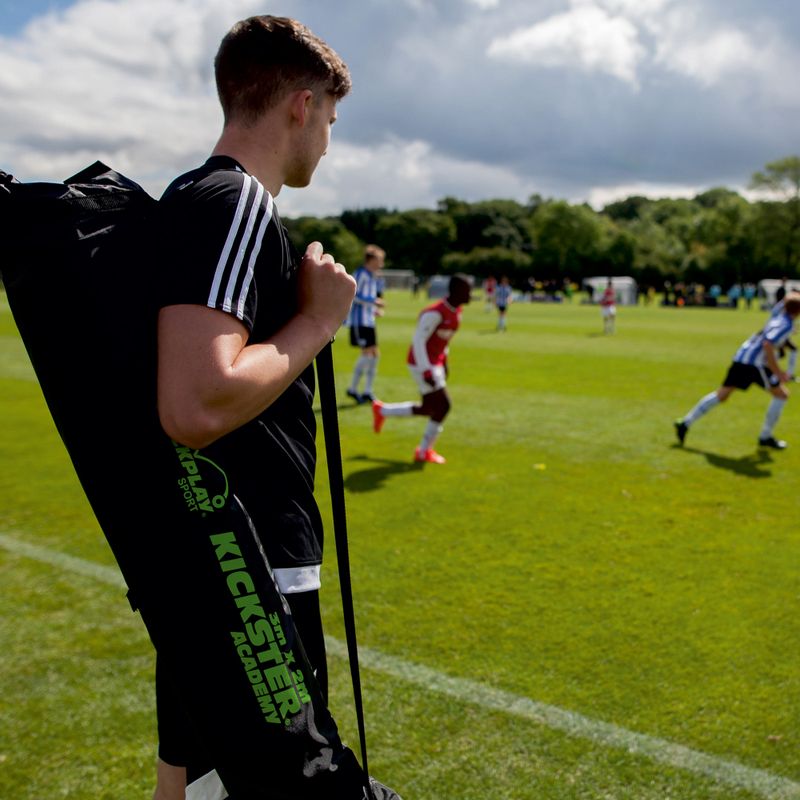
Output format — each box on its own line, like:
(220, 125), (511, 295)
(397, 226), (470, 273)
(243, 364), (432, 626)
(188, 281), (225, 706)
(763, 341), (790, 386)
(157, 242), (355, 450)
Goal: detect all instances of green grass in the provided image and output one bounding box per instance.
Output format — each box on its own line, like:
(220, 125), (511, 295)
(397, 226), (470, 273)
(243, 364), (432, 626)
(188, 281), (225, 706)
(2, 289), (798, 799)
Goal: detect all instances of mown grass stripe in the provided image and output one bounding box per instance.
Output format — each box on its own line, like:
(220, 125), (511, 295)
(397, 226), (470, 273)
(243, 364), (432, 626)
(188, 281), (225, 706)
(3, 531), (798, 800)
(327, 637), (800, 799)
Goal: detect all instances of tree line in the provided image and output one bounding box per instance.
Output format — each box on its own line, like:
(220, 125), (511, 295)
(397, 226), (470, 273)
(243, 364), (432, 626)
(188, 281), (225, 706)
(284, 156), (800, 290)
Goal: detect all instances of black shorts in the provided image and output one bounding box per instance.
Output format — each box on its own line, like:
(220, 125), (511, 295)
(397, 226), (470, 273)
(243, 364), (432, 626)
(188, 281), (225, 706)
(349, 325), (376, 349)
(157, 588), (328, 771)
(722, 362), (775, 390)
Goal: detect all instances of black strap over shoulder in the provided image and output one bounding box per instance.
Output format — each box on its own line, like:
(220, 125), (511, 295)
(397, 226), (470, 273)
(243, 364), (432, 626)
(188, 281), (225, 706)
(316, 340), (374, 800)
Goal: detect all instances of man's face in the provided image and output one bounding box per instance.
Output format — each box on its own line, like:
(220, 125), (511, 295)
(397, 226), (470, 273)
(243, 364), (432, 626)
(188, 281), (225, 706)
(366, 255), (384, 272)
(285, 91), (338, 189)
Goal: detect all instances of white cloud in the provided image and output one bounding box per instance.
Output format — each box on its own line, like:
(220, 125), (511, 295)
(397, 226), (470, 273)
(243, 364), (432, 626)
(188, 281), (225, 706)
(584, 180), (706, 210)
(487, 3), (645, 87)
(0, 0), (262, 193)
(657, 27), (757, 86)
(280, 136), (541, 216)
(2, 0), (799, 215)
(591, 0), (671, 21)
(466, 0), (501, 8)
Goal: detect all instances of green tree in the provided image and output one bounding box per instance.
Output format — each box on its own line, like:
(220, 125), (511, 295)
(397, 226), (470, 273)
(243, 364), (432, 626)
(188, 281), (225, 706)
(284, 217), (364, 272)
(340, 207), (391, 245)
(440, 246), (532, 284)
(440, 198), (530, 253)
(602, 195), (651, 221)
(749, 156), (800, 274)
(622, 216), (687, 281)
(692, 191), (754, 285)
(528, 200), (607, 279)
(374, 209), (456, 275)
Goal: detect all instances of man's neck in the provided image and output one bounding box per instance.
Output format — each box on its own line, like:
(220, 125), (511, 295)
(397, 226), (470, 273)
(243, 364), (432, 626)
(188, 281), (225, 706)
(211, 123), (284, 197)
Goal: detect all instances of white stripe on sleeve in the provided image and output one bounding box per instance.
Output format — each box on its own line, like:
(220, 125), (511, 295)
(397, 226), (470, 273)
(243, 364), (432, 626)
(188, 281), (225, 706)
(236, 191), (273, 319)
(207, 173), (252, 310)
(222, 180), (264, 314)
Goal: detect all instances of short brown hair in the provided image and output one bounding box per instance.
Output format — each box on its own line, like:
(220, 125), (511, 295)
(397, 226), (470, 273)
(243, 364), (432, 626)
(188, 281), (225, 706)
(783, 292), (800, 316)
(214, 16), (351, 125)
(364, 244), (385, 262)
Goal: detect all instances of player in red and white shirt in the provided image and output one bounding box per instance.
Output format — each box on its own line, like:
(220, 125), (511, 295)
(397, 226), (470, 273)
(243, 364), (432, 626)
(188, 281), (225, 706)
(482, 274), (497, 312)
(599, 278), (616, 334)
(372, 274), (471, 463)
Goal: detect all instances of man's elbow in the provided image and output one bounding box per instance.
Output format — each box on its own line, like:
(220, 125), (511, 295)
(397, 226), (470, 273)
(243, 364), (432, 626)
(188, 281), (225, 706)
(158, 403), (225, 451)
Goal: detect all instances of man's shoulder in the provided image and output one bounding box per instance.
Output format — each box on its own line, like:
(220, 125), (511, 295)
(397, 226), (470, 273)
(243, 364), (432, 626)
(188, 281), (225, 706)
(161, 157), (251, 205)
(766, 313), (794, 338)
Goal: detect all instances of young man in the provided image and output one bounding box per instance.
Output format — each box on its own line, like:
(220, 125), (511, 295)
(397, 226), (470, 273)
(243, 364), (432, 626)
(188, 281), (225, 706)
(482, 274), (497, 312)
(495, 275), (513, 332)
(600, 277), (616, 334)
(372, 274), (471, 464)
(149, 16), (399, 800)
(347, 244), (386, 403)
(675, 293), (800, 449)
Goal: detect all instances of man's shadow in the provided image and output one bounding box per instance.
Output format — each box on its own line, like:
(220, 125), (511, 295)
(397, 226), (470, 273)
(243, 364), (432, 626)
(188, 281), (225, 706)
(672, 444), (775, 478)
(343, 454), (424, 493)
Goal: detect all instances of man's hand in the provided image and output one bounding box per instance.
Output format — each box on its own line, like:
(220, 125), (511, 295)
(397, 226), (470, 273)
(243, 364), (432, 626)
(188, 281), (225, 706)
(297, 241), (356, 339)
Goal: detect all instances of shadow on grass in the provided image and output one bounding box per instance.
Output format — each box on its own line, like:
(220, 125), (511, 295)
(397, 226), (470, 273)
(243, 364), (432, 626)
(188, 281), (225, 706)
(672, 444), (775, 478)
(344, 454), (424, 493)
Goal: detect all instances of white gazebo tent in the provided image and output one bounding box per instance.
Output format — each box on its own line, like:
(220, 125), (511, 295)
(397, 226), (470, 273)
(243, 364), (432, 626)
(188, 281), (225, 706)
(583, 276), (638, 305)
(757, 278), (800, 306)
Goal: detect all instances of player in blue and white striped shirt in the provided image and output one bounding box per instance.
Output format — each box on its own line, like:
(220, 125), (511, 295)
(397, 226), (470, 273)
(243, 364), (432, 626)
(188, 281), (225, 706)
(674, 293), (800, 449)
(495, 276), (513, 331)
(346, 244), (386, 402)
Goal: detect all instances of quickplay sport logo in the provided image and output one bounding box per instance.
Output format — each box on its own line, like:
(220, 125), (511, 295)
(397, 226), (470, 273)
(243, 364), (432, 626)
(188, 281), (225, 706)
(173, 442), (229, 515)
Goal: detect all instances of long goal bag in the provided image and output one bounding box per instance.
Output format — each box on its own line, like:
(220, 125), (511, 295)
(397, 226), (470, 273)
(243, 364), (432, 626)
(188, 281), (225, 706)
(0, 163), (372, 798)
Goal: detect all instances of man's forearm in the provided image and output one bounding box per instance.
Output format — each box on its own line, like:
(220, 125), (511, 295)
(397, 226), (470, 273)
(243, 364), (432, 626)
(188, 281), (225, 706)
(158, 309), (334, 450)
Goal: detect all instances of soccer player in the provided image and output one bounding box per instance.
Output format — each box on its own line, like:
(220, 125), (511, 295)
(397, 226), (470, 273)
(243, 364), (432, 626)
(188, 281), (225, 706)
(483, 274), (497, 312)
(674, 293), (800, 449)
(151, 16), (399, 800)
(495, 275), (513, 331)
(600, 277), (616, 334)
(346, 244), (386, 403)
(372, 274), (471, 464)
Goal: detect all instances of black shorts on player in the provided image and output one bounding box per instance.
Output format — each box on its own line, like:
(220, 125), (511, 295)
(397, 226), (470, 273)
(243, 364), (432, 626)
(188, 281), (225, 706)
(350, 324), (377, 349)
(722, 362), (774, 391)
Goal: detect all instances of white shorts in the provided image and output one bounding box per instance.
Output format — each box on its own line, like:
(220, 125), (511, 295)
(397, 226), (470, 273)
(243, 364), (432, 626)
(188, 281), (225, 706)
(409, 364), (447, 395)
(601, 304), (616, 318)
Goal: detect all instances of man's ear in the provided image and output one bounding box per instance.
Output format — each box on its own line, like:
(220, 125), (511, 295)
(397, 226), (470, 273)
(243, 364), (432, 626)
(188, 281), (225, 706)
(289, 89), (313, 127)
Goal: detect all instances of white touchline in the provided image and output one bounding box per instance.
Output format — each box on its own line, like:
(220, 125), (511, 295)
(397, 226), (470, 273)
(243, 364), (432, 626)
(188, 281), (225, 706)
(2, 531), (799, 800)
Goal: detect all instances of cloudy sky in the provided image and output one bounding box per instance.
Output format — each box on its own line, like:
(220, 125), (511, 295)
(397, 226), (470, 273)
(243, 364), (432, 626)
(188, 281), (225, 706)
(2, 0), (799, 216)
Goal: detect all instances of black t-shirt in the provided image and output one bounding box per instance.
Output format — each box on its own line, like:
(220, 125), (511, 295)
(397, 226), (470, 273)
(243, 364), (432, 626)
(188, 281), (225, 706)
(157, 156), (322, 570)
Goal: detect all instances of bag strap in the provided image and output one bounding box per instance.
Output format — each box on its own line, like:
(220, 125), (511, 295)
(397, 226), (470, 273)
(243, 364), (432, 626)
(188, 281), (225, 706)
(316, 340), (374, 799)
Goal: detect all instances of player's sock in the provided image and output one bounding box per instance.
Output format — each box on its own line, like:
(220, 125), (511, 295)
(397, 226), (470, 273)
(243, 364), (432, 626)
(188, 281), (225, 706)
(349, 355), (370, 393)
(759, 397), (786, 440)
(418, 420), (443, 453)
(684, 391), (719, 425)
(363, 355), (379, 396)
(788, 349), (798, 378)
(380, 402), (415, 417)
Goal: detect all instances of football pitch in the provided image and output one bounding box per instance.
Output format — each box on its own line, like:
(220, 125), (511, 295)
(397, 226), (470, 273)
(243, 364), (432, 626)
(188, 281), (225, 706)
(1, 288), (798, 799)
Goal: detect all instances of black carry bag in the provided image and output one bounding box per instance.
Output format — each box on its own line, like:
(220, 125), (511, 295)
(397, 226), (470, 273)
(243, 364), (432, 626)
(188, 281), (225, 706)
(1, 163), (400, 799)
